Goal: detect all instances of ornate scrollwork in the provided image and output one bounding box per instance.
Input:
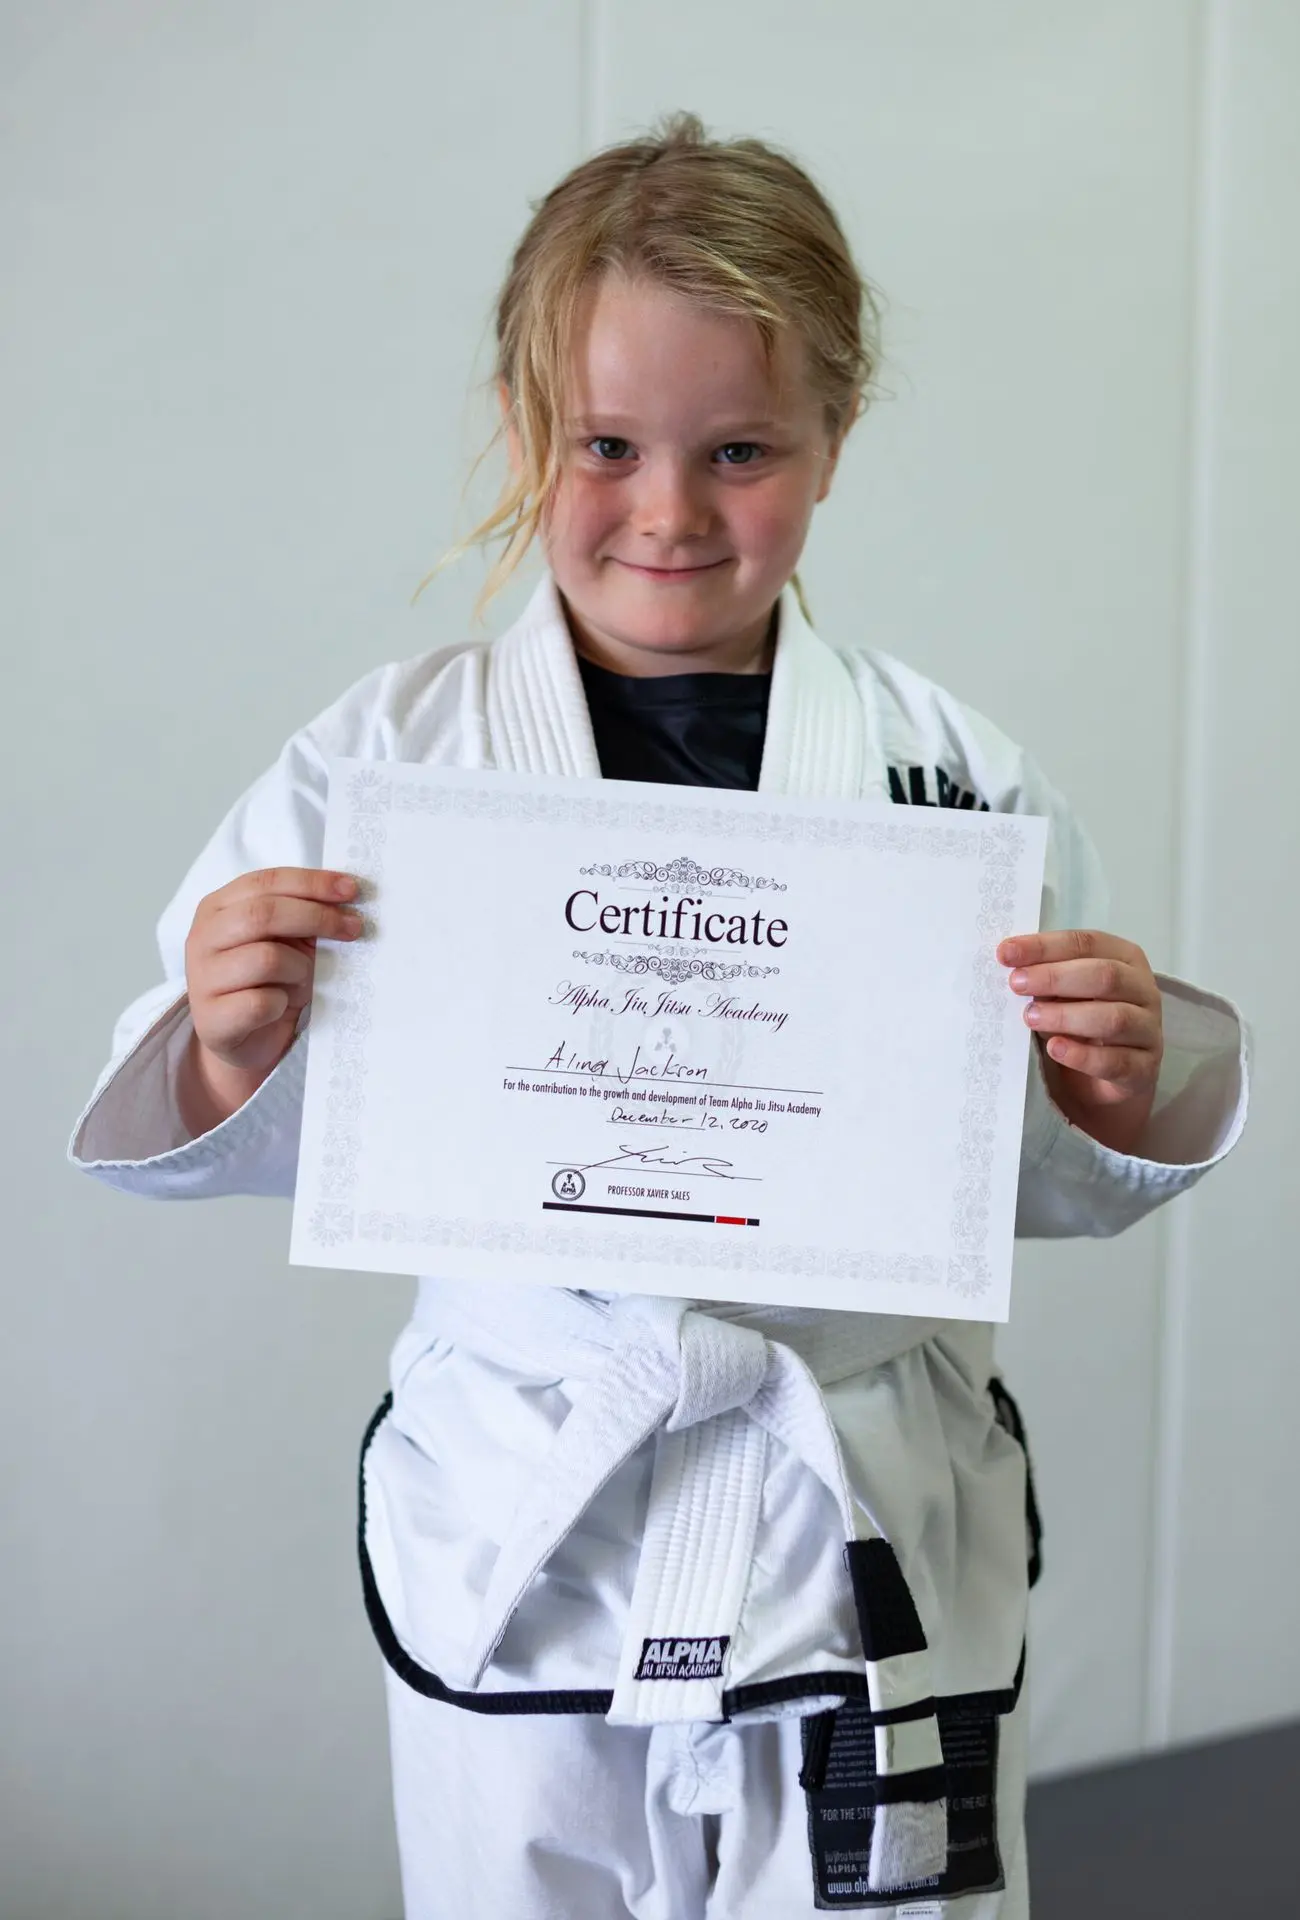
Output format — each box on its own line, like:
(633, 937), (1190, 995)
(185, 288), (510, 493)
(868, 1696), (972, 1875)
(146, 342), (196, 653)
(571, 948), (781, 986)
(578, 855), (786, 894)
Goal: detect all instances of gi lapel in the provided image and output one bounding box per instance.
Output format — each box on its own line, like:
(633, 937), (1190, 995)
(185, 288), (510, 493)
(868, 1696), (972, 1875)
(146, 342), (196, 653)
(759, 589), (876, 801)
(485, 573), (602, 777)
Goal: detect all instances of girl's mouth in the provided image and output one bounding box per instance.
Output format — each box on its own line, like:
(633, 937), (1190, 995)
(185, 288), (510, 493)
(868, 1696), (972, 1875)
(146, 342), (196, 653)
(613, 559), (728, 580)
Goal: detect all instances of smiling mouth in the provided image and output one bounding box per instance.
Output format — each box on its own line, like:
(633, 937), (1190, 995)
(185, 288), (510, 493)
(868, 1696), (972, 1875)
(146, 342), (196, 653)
(614, 559), (728, 578)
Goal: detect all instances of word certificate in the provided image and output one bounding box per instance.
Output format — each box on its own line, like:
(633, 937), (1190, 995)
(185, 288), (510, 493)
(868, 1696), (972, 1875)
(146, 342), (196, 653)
(290, 762), (1048, 1320)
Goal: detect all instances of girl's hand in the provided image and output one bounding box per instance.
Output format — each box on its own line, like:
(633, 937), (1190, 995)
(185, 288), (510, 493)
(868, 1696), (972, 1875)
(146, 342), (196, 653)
(178, 867), (363, 1132)
(998, 930), (1164, 1156)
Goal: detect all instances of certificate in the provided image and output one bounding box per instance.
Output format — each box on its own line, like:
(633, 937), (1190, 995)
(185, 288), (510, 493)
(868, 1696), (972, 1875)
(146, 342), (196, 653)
(289, 762), (1047, 1320)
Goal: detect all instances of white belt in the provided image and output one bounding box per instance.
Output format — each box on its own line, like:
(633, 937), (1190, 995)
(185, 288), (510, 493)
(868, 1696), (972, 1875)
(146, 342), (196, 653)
(403, 1279), (959, 1891)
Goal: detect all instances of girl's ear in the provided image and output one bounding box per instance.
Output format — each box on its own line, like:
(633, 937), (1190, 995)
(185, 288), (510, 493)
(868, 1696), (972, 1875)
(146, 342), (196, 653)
(814, 396), (862, 503)
(498, 380), (523, 476)
(814, 436), (845, 504)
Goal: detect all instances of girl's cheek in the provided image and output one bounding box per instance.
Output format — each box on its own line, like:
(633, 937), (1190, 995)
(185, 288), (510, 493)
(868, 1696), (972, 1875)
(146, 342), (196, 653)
(552, 471), (603, 530)
(573, 494), (624, 553)
(544, 474), (599, 548)
(734, 483), (813, 552)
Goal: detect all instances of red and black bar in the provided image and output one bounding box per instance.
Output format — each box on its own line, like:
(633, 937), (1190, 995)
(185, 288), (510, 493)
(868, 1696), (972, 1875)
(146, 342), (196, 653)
(543, 1202), (760, 1227)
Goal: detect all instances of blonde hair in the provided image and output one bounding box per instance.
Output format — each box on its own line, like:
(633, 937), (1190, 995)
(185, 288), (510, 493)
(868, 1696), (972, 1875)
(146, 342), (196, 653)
(419, 112), (883, 619)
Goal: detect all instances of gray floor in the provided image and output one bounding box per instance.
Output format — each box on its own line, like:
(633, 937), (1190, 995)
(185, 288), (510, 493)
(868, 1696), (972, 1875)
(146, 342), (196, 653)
(1027, 1719), (1300, 1916)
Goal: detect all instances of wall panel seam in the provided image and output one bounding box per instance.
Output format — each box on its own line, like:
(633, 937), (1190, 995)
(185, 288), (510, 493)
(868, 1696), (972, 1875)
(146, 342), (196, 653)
(1143, 0), (1226, 1754)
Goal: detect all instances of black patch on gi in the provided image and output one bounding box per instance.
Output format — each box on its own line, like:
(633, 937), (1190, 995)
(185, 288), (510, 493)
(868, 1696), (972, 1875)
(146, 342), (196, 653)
(802, 1698), (1004, 1908)
(635, 1635), (729, 1681)
(844, 1539), (929, 1661)
(887, 763), (990, 812)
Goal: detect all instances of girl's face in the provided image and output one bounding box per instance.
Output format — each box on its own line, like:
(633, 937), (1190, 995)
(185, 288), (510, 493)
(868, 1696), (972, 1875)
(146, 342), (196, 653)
(534, 274), (844, 676)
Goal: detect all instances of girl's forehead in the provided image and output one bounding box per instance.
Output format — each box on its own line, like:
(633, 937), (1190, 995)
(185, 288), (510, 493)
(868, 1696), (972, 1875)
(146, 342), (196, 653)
(566, 274), (817, 426)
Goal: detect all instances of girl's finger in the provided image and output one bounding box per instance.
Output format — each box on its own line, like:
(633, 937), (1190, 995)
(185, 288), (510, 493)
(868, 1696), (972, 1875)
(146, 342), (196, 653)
(213, 868), (358, 908)
(1040, 1036), (1157, 1087)
(201, 985), (293, 1048)
(999, 929), (1141, 969)
(204, 942), (316, 997)
(1007, 956), (1154, 1003)
(1024, 999), (1158, 1047)
(206, 896), (363, 953)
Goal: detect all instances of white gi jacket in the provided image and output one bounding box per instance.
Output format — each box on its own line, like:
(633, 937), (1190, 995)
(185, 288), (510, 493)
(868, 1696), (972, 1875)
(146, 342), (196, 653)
(69, 574), (1247, 1892)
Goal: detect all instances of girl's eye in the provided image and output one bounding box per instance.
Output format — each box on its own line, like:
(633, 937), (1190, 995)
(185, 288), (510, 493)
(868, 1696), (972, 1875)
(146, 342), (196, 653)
(589, 437), (633, 461)
(715, 442), (763, 466)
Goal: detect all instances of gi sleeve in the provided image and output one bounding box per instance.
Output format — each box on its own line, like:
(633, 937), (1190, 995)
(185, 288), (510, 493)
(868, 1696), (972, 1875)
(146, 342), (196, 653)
(69, 712), (349, 1201)
(1012, 759), (1249, 1237)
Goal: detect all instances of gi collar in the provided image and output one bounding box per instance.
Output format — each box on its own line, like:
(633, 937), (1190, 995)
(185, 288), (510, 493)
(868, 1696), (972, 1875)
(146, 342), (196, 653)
(485, 571), (876, 802)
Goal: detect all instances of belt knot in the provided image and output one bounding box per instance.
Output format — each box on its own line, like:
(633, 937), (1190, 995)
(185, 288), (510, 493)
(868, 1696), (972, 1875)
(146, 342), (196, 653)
(617, 1296), (770, 1432)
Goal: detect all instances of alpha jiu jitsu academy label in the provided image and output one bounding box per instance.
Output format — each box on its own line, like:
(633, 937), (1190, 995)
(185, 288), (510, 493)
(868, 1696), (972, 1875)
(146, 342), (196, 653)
(292, 762), (1047, 1320)
(634, 1635), (730, 1682)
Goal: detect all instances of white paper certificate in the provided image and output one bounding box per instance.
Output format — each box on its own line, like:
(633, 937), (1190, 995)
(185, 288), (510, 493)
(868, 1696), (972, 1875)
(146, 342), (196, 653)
(289, 762), (1048, 1320)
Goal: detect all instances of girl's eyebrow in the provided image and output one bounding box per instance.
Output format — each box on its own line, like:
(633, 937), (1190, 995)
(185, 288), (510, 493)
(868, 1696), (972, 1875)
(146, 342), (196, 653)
(566, 414), (785, 434)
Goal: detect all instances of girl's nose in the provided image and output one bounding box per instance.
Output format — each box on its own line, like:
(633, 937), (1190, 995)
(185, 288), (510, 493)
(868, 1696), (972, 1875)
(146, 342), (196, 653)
(629, 460), (714, 541)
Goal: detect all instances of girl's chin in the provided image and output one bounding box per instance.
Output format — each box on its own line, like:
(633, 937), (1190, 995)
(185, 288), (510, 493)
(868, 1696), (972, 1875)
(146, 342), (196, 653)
(594, 610), (731, 648)
(580, 624), (768, 675)
(561, 579), (774, 667)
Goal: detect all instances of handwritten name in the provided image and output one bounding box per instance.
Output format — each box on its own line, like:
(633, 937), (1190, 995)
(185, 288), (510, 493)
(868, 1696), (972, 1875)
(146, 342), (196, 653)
(543, 1042), (708, 1088)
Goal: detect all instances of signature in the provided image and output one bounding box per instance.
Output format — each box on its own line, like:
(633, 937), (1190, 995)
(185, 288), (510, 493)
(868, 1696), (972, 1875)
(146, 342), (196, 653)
(572, 1144), (755, 1181)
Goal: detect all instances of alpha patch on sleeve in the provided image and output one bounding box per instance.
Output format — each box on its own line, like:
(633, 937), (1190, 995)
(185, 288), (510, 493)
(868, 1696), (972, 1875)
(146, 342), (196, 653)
(802, 1698), (1004, 1908)
(635, 1636), (729, 1681)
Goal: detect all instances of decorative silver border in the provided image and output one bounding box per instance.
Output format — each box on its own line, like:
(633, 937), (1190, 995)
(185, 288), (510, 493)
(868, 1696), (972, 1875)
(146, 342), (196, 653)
(946, 821), (1024, 1297)
(571, 949), (780, 985)
(311, 768), (391, 1227)
(578, 855), (786, 894)
(310, 775), (1025, 1298)
(392, 778), (979, 859)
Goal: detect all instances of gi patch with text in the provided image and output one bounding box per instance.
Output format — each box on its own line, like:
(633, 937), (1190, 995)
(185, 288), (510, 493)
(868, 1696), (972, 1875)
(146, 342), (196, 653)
(635, 1636), (730, 1681)
(802, 1698), (1004, 1908)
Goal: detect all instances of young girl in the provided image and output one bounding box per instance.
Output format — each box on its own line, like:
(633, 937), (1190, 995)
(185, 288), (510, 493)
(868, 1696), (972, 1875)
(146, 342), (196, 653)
(71, 115), (1247, 1917)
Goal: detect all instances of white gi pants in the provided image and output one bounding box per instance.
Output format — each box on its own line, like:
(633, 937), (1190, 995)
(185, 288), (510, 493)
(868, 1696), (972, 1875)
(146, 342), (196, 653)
(367, 1286), (1033, 1915)
(385, 1670), (1029, 1919)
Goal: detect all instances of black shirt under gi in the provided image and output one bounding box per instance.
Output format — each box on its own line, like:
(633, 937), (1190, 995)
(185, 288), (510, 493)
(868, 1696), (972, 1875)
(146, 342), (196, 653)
(578, 656), (771, 791)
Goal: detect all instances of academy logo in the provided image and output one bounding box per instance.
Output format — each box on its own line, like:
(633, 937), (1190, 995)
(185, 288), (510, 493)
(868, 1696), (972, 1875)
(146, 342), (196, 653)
(635, 1636), (730, 1681)
(887, 764), (990, 811)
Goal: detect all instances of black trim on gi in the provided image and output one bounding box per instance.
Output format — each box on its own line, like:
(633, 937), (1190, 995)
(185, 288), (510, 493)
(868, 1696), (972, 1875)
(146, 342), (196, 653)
(358, 1393), (613, 1716)
(988, 1375), (1044, 1589)
(358, 1394), (1029, 1723)
(799, 1708), (836, 1791)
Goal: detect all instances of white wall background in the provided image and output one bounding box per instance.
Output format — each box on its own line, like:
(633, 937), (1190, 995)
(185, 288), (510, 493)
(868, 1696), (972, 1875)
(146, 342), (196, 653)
(3, 2), (1294, 1913)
